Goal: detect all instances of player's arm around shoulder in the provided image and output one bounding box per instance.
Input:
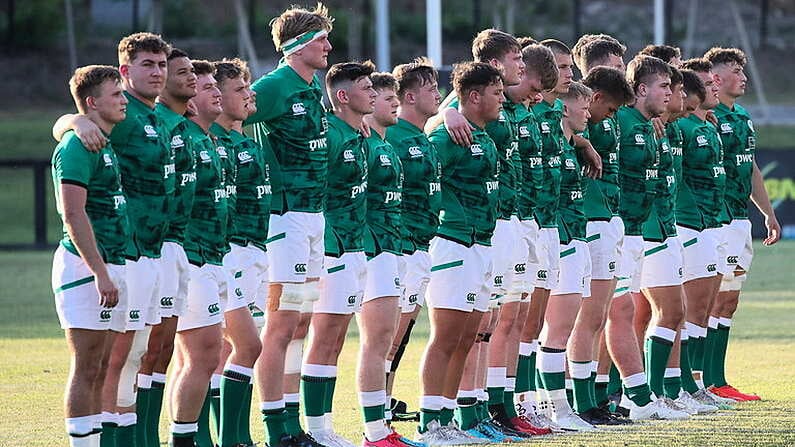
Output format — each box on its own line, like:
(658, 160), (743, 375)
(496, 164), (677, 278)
(53, 114), (107, 152)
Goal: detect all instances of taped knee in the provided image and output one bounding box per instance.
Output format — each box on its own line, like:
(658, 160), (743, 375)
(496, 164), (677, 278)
(117, 329), (151, 407)
(719, 274), (745, 292)
(284, 339), (304, 374)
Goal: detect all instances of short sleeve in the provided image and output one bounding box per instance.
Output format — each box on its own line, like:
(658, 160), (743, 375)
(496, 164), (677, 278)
(53, 137), (94, 188)
(244, 76), (281, 125)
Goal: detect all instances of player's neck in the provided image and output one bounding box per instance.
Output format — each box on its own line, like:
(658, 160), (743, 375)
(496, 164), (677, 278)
(460, 106), (485, 130)
(541, 91), (559, 105)
(215, 114), (237, 132)
(694, 108), (710, 120)
(87, 112), (115, 136)
(124, 86), (156, 109)
(562, 122), (574, 141)
(334, 108), (365, 132)
(398, 107), (428, 132)
(634, 100), (656, 121)
(505, 87), (523, 104)
(286, 58), (316, 84)
(719, 92), (736, 110)
(364, 115), (386, 139)
(231, 121), (244, 133)
(157, 93), (189, 116)
(190, 113), (217, 133)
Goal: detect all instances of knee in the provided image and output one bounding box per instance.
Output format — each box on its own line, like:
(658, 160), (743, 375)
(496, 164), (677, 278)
(140, 346), (161, 369)
(237, 337), (262, 362)
(661, 304), (684, 328)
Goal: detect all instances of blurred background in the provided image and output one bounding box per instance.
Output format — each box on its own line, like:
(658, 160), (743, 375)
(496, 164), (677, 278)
(0, 0), (794, 249)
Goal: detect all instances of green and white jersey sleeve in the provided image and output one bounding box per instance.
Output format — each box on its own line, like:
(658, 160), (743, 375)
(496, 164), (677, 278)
(557, 137), (586, 244)
(182, 120), (229, 266)
(429, 123), (499, 247)
(364, 132), (404, 257)
(324, 114), (368, 257)
(246, 61), (328, 213)
(583, 116), (621, 220)
(386, 118), (441, 253)
(110, 92), (175, 259)
(676, 114), (727, 230)
(157, 103), (196, 245)
(616, 106), (658, 236)
(52, 131), (129, 265)
(512, 103), (544, 221)
(715, 102), (755, 220)
(532, 99), (564, 228)
(229, 129), (272, 251)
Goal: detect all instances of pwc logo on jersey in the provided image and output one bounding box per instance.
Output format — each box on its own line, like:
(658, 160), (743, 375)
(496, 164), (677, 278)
(634, 134), (645, 145)
(645, 169), (658, 180)
(256, 184), (272, 199)
(237, 151), (253, 164)
(735, 153), (754, 166)
(113, 195), (127, 210)
(548, 155), (561, 167)
(292, 102), (306, 116)
(696, 135), (709, 147)
(712, 166), (726, 177)
(384, 191), (402, 204)
(350, 181), (367, 199)
(408, 146), (423, 158)
(163, 163), (175, 179)
(429, 181), (441, 195)
(672, 146), (683, 157)
(171, 135), (185, 149)
(486, 180), (499, 194)
(507, 141), (518, 158)
(308, 137), (327, 151)
(527, 156), (542, 168)
(144, 124), (158, 138)
(181, 171), (197, 187)
(720, 123), (733, 134)
(570, 190), (583, 200)
(103, 153), (114, 167)
(608, 152), (618, 164)
(213, 188), (229, 202)
(666, 175), (675, 188)
(470, 143), (483, 156)
(380, 154), (392, 166)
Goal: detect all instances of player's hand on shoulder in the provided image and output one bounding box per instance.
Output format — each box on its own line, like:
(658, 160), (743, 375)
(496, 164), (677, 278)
(443, 108), (473, 147)
(75, 116), (107, 152)
(580, 142), (603, 179)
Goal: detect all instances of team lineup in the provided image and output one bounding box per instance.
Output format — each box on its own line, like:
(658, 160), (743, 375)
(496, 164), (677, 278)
(50, 3), (782, 447)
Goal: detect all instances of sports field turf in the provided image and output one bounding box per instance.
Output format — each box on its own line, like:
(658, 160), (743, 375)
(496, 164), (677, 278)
(1, 241), (794, 446)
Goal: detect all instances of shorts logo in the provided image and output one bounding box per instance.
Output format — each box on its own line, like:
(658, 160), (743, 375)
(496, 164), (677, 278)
(707, 264), (717, 273)
(292, 102), (306, 115)
(494, 276), (504, 286)
(466, 292), (477, 303)
(537, 270), (548, 280)
(678, 267), (683, 277)
(408, 294), (418, 304)
(294, 264), (307, 274)
(514, 263), (526, 274)
(144, 124), (158, 138)
(347, 295), (357, 306)
(160, 296), (174, 307)
(394, 277), (400, 287)
(128, 309), (141, 321)
(608, 261), (616, 272)
(235, 288), (243, 297)
(100, 309), (112, 321)
(208, 303), (221, 315)
(727, 256), (738, 265)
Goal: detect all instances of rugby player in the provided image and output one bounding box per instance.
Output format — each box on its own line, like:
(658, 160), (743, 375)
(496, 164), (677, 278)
(53, 65), (129, 447)
(245, 5), (333, 447)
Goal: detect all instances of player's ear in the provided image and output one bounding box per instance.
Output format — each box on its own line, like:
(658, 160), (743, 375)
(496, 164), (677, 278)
(637, 83), (647, 98)
(562, 103), (569, 118)
(86, 96), (97, 110)
(118, 64), (130, 78)
(335, 88), (348, 105)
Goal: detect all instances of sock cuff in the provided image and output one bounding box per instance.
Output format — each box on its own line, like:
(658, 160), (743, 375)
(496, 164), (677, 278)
(649, 326), (678, 343)
(151, 372), (167, 383)
(590, 361), (599, 373)
(622, 372), (647, 389)
(137, 374), (153, 389)
(486, 367), (507, 387)
(719, 317), (732, 327)
(66, 415), (94, 436)
(284, 393), (300, 403)
(538, 349), (566, 373)
(359, 390), (387, 407)
(530, 340), (539, 351)
(117, 412), (137, 427)
(568, 360), (592, 379)
(260, 399), (285, 411)
(210, 373), (222, 389)
(664, 368), (681, 378)
(708, 316), (720, 329)
(680, 327), (689, 340)
(170, 421), (198, 434)
(519, 342), (533, 356)
(505, 377), (516, 391)
(456, 389), (478, 399)
(224, 363), (254, 378)
(476, 389), (489, 401)
(595, 374), (610, 383)
(419, 395), (443, 411)
(686, 322), (708, 338)
(302, 363), (337, 378)
(101, 412), (118, 424)
(442, 397), (457, 410)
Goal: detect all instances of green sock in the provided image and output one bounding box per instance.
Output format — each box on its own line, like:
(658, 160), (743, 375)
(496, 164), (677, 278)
(486, 385), (504, 418)
(220, 369), (251, 445)
(664, 376), (682, 399)
(116, 422), (137, 447)
(170, 423), (197, 447)
(439, 407), (454, 426)
(324, 377), (337, 415)
(515, 355), (531, 394)
(607, 364), (621, 396)
(454, 397), (479, 430)
(301, 375), (328, 428)
(362, 403), (386, 424)
(540, 371), (565, 392)
(703, 326), (718, 387)
(476, 400), (488, 422)
(418, 408), (440, 433)
(535, 368), (545, 391)
(285, 401), (301, 436)
(645, 334), (675, 397)
(135, 387), (150, 447)
(100, 422), (118, 447)
(588, 371), (597, 408)
(712, 323), (731, 387)
(503, 388), (518, 418)
(624, 382), (653, 407)
(238, 382), (254, 445)
(689, 335), (705, 374)
(262, 407), (287, 447)
(680, 339), (700, 394)
(570, 361), (595, 413)
(196, 390), (214, 447)
(208, 385), (221, 441)
(148, 381), (165, 447)
(595, 381), (609, 407)
(528, 351), (538, 392)
(566, 386), (575, 408)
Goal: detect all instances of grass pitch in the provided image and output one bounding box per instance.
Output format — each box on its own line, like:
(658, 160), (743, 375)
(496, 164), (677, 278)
(1, 242), (794, 446)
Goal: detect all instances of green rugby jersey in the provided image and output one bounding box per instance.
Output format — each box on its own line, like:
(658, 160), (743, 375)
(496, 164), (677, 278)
(364, 132), (403, 256)
(583, 116), (621, 220)
(643, 133), (677, 241)
(676, 114), (727, 230)
(228, 129), (272, 250)
(449, 97), (520, 221)
(210, 123), (239, 246)
(511, 101), (544, 221)
(52, 131), (129, 265)
(714, 102), (755, 220)
(385, 118), (441, 253)
(429, 123), (499, 247)
(110, 92), (175, 259)
(246, 61), (328, 213)
(324, 114), (367, 257)
(157, 103), (196, 245)
(616, 106), (658, 236)
(532, 99), (565, 228)
(557, 137), (586, 244)
(182, 120), (229, 266)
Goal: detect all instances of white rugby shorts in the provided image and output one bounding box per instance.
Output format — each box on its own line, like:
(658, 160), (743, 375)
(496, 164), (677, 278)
(426, 237), (492, 313)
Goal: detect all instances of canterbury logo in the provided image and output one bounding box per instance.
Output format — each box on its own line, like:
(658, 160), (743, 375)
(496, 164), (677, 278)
(537, 270), (548, 280)
(707, 264), (717, 272)
(347, 295), (357, 305)
(408, 294), (418, 304)
(514, 263), (526, 273)
(494, 276), (504, 286)
(160, 296), (174, 307)
(727, 256), (738, 265)
(466, 292), (477, 303)
(294, 264), (307, 273)
(100, 310), (112, 321)
(208, 303), (221, 314)
(608, 261), (616, 272)
(128, 310), (140, 320)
